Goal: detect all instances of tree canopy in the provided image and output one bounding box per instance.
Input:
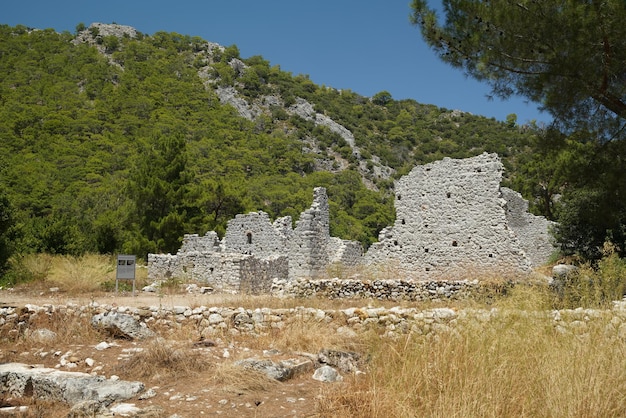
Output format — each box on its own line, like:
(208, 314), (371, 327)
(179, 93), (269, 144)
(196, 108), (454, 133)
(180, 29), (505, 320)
(411, 1), (626, 258)
(410, 0), (626, 141)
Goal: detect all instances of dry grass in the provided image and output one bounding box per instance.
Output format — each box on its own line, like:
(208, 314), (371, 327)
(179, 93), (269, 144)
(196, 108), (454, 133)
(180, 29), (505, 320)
(0, 397), (69, 418)
(4, 253), (626, 417)
(318, 295), (626, 417)
(46, 254), (116, 293)
(211, 362), (278, 394)
(7, 253), (149, 295)
(1, 311), (103, 358)
(119, 338), (212, 381)
(243, 315), (362, 354)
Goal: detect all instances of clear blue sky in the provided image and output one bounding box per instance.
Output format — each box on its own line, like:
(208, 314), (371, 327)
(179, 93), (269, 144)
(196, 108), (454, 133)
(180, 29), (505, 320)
(4, 0), (550, 125)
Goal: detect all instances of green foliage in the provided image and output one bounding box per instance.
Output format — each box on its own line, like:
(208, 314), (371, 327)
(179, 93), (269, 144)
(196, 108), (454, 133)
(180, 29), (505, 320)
(372, 90), (392, 106)
(412, 1), (626, 260)
(410, 0), (626, 140)
(555, 244), (626, 309)
(0, 191), (15, 275)
(0, 23), (542, 274)
(127, 133), (194, 256)
(0, 253), (53, 288)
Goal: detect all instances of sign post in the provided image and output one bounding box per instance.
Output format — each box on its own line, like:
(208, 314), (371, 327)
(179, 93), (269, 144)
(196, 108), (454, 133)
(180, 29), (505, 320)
(116, 255), (136, 295)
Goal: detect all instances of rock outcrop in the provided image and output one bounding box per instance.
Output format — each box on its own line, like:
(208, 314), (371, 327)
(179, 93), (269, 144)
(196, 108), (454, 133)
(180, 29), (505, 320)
(0, 363), (143, 406)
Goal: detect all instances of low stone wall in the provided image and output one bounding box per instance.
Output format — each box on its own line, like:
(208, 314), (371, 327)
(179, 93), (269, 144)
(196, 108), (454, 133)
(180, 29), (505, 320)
(270, 277), (488, 301)
(4, 300), (626, 341)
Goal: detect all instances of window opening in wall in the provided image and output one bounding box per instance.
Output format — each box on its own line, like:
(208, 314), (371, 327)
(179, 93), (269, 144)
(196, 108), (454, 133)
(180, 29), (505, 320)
(247, 232), (252, 245)
(425, 267), (430, 271)
(424, 248), (429, 253)
(401, 219), (406, 225)
(397, 194), (402, 200)
(446, 192), (451, 198)
(452, 240), (458, 247)
(488, 253), (493, 258)
(394, 240), (398, 246)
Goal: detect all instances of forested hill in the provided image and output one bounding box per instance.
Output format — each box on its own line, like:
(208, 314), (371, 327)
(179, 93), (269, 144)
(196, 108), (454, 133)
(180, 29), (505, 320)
(0, 22), (539, 259)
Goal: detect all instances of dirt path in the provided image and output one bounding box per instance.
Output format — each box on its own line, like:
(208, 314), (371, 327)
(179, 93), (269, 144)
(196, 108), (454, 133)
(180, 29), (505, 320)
(0, 289), (257, 309)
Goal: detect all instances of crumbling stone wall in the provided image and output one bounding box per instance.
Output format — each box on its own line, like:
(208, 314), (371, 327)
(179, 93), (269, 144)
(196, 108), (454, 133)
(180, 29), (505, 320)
(148, 187), (357, 289)
(500, 187), (556, 267)
(362, 153), (545, 279)
(240, 255), (289, 294)
(148, 252), (273, 293)
(328, 238), (363, 266)
(223, 212), (292, 257)
(288, 187), (332, 279)
(149, 154), (555, 289)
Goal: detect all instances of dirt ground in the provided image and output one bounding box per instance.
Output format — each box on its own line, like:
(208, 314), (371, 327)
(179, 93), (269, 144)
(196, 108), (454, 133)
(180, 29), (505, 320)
(0, 289), (349, 417)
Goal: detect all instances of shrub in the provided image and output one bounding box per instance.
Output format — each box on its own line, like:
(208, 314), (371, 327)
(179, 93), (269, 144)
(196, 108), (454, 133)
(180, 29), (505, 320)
(555, 243), (626, 309)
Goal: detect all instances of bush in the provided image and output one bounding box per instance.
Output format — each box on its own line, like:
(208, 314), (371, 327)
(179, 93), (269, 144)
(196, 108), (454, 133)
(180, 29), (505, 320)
(0, 253), (53, 288)
(554, 243), (626, 309)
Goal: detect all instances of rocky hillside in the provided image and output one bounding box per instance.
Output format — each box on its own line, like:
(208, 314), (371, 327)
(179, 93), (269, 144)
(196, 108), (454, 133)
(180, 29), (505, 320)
(0, 22), (538, 263)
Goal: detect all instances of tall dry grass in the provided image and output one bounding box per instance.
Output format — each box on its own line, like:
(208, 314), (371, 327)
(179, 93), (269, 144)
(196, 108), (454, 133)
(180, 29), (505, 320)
(5, 253), (148, 295)
(318, 289), (626, 417)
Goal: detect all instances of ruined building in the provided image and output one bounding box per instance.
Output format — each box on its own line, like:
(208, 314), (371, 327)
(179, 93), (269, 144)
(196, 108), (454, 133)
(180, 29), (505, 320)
(148, 188), (363, 293)
(362, 153), (554, 279)
(148, 153), (555, 290)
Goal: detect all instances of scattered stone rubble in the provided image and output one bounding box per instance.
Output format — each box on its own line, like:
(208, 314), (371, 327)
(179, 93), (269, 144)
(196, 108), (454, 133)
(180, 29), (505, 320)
(91, 311), (156, 340)
(149, 154), (555, 290)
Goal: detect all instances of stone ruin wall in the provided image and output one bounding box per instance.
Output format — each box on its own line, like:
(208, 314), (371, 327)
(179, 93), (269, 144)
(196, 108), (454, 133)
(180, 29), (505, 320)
(148, 187), (361, 292)
(148, 153), (556, 291)
(500, 187), (556, 268)
(362, 153), (552, 279)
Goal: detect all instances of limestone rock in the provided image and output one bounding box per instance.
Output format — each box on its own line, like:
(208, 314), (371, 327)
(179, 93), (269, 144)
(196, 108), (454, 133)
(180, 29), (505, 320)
(0, 363), (144, 406)
(553, 264), (578, 278)
(28, 328), (57, 343)
(312, 365), (343, 383)
(235, 357), (313, 382)
(318, 349), (362, 373)
(91, 312), (155, 340)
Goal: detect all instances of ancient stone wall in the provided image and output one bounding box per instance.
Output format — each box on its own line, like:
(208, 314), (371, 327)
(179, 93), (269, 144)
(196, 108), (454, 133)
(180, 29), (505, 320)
(327, 238), (363, 267)
(288, 187), (332, 279)
(362, 153), (540, 279)
(500, 187), (556, 267)
(223, 212), (292, 257)
(7, 300), (626, 342)
(271, 277), (482, 301)
(240, 255), (289, 294)
(148, 251), (288, 294)
(148, 154), (555, 290)
(148, 187), (355, 289)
